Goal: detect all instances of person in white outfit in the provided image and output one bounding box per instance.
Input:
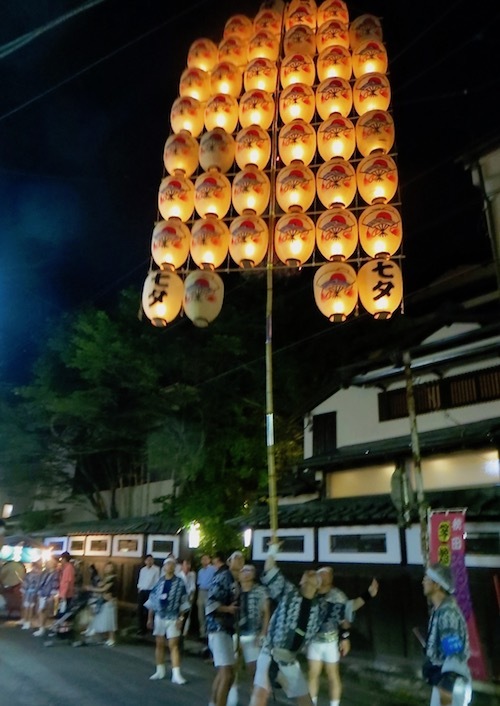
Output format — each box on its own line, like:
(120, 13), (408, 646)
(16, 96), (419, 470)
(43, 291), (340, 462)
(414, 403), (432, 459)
(137, 554), (160, 635)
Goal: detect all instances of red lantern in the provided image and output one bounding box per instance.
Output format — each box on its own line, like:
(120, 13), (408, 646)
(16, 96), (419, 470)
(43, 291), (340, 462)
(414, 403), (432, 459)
(316, 207), (358, 260)
(313, 262), (358, 321)
(183, 270), (224, 327)
(358, 259), (403, 319)
(274, 212), (316, 267)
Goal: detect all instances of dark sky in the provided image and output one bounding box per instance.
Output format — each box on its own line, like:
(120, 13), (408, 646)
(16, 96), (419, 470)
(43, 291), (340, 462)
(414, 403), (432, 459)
(0, 0), (498, 384)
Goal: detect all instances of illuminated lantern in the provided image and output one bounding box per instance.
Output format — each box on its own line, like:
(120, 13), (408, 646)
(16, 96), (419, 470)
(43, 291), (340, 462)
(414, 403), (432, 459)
(278, 119), (316, 166)
(244, 58), (278, 92)
(199, 128), (235, 173)
(280, 53), (316, 88)
(283, 25), (316, 57)
(316, 20), (349, 52)
(179, 67), (211, 102)
(352, 39), (388, 78)
(204, 93), (239, 132)
(316, 77), (352, 119)
(316, 45), (352, 81)
(190, 215), (230, 269)
(358, 203), (402, 258)
(313, 262), (358, 321)
(194, 170), (231, 219)
(239, 89), (275, 130)
(279, 83), (316, 124)
(151, 219), (191, 270)
(353, 72), (391, 115)
(316, 207), (358, 260)
(210, 61), (242, 97)
(142, 269), (184, 327)
(170, 96), (204, 137)
(235, 125), (271, 169)
(187, 38), (219, 72)
(276, 163), (316, 213)
(183, 270), (224, 327)
(247, 30), (280, 61)
(253, 7), (283, 36)
(317, 0), (349, 26)
(285, 2), (317, 31)
(224, 14), (254, 42)
(356, 109), (395, 156)
(358, 259), (403, 318)
(349, 13), (383, 51)
(158, 172), (195, 222)
(356, 153), (398, 204)
(275, 212), (316, 267)
(316, 157), (357, 208)
(163, 131), (199, 177)
(218, 37), (247, 68)
(232, 166), (271, 215)
(229, 214), (269, 268)
(317, 114), (355, 160)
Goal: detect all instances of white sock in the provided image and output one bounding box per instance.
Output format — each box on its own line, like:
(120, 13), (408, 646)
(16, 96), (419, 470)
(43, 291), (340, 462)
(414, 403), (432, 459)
(330, 700), (340, 706)
(172, 667), (182, 678)
(311, 698), (318, 706)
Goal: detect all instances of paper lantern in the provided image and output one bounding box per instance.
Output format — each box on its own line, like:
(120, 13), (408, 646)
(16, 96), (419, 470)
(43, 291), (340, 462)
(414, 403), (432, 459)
(142, 270), (184, 328)
(187, 38), (219, 72)
(179, 67), (211, 102)
(151, 219), (191, 270)
(247, 30), (280, 61)
(239, 89), (275, 129)
(183, 270), (224, 328)
(235, 125), (271, 169)
(253, 7), (283, 36)
(285, 0), (317, 30)
(276, 163), (316, 213)
(232, 166), (271, 216)
(355, 109), (395, 156)
(218, 36), (247, 68)
(358, 203), (402, 258)
(283, 25), (316, 57)
(316, 157), (357, 208)
(224, 14), (254, 42)
(163, 131), (199, 177)
(190, 215), (230, 269)
(210, 61), (242, 97)
(356, 153), (398, 204)
(279, 82), (316, 124)
(317, 0), (349, 26)
(316, 45), (352, 81)
(316, 207), (358, 260)
(229, 214), (269, 268)
(275, 212), (316, 266)
(279, 119), (317, 166)
(158, 173), (195, 222)
(194, 170), (231, 219)
(353, 72), (391, 115)
(316, 77), (352, 119)
(204, 93), (239, 132)
(316, 19), (349, 52)
(313, 262), (358, 321)
(352, 39), (388, 78)
(349, 13), (383, 51)
(280, 52), (316, 88)
(199, 128), (235, 173)
(317, 114), (355, 160)
(170, 96), (204, 137)
(358, 259), (402, 318)
(244, 58), (278, 92)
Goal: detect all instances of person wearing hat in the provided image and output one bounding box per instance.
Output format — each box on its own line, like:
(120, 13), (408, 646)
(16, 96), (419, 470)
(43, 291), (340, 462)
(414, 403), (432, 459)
(422, 562), (472, 706)
(145, 556), (191, 684)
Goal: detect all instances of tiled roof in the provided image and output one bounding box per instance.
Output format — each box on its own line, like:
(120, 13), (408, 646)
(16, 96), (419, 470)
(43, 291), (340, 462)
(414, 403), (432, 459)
(31, 514), (182, 537)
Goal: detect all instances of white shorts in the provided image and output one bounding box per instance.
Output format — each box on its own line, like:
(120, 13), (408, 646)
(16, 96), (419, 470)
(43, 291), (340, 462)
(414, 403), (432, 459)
(153, 615), (181, 639)
(254, 649), (309, 699)
(235, 633), (261, 664)
(208, 631), (236, 667)
(307, 639), (340, 663)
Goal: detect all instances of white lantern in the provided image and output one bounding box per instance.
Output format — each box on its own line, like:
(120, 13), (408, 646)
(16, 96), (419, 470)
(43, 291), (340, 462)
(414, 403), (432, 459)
(158, 173), (195, 222)
(199, 128), (235, 173)
(244, 58), (278, 92)
(279, 82), (316, 124)
(316, 157), (357, 208)
(163, 131), (199, 177)
(170, 96), (204, 137)
(356, 153), (398, 205)
(194, 170), (232, 219)
(317, 114), (355, 160)
(190, 216), (230, 269)
(232, 166), (271, 216)
(316, 77), (352, 119)
(239, 89), (275, 130)
(235, 125), (272, 169)
(316, 45), (352, 81)
(142, 270), (184, 328)
(183, 270), (224, 328)
(278, 119), (316, 166)
(313, 262), (358, 321)
(280, 52), (316, 88)
(204, 93), (239, 133)
(248, 29), (280, 61)
(275, 212), (316, 267)
(316, 207), (358, 260)
(179, 66), (211, 102)
(151, 219), (190, 270)
(229, 214), (269, 268)
(358, 203), (402, 258)
(353, 72), (391, 115)
(358, 259), (403, 319)
(275, 163), (316, 213)
(355, 109), (395, 156)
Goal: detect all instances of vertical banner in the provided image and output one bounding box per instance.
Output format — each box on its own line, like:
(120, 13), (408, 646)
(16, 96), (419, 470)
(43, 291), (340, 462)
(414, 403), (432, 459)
(428, 509), (489, 681)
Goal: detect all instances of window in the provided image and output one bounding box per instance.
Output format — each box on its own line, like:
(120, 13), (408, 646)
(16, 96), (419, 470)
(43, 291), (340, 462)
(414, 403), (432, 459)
(252, 528), (314, 562)
(112, 534), (143, 558)
(318, 525), (401, 564)
(85, 535), (111, 556)
(146, 534), (180, 560)
(68, 536), (85, 556)
(312, 412), (337, 455)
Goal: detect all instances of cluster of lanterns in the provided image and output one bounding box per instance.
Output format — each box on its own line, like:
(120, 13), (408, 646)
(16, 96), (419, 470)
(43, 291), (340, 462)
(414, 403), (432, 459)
(142, 0), (403, 328)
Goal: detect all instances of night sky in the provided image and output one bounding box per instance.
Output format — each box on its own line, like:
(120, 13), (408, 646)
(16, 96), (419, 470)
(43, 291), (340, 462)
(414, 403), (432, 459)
(0, 0), (498, 384)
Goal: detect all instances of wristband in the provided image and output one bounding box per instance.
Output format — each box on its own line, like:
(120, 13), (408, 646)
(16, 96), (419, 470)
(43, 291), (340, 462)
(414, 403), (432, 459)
(361, 590), (372, 602)
(340, 631), (350, 639)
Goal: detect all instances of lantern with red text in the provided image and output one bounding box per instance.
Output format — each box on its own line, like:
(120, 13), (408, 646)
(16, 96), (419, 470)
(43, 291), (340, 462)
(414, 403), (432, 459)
(229, 214), (269, 268)
(187, 37), (218, 71)
(142, 270), (184, 328)
(317, 114), (355, 160)
(316, 45), (352, 81)
(163, 132), (199, 177)
(194, 170), (231, 218)
(199, 128), (235, 173)
(279, 119), (317, 166)
(232, 166), (271, 216)
(151, 219), (191, 271)
(317, 157), (357, 208)
(313, 262), (358, 321)
(356, 110), (395, 156)
(356, 153), (398, 205)
(358, 204), (402, 258)
(239, 89), (275, 129)
(275, 213), (315, 267)
(279, 83), (316, 124)
(235, 125), (271, 169)
(204, 93), (239, 132)
(190, 215), (230, 269)
(358, 259), (402, 318)
(316, 77), (352, 119)
(316, 207), (358, 260)
(170, 96), (204, 137)
(158, 173), (195, 222)
(183, 270), (224, 328)
(353, 73), (391, 115)
(276, 163), (316, 213)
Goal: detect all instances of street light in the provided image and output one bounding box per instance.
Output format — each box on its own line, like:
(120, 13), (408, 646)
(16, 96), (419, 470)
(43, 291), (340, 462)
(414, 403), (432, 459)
(141, 0), (404, 536)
